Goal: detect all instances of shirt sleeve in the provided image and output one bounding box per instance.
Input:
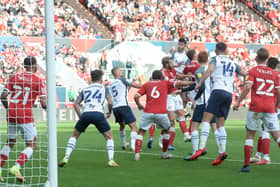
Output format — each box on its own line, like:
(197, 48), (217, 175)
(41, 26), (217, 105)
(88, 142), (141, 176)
(119, 77), (130, 87)
(245, 69), (254, 84)
(235, 63), (242, 74)
(4, 76), (14, 93)
(209, 57), (217, 66)
(105, 86), (112, 97)
(77, 90), (84, 101)
(275, 74), (280, 89)
(167, 80), (177, 88)
(136, 83), (146, 96)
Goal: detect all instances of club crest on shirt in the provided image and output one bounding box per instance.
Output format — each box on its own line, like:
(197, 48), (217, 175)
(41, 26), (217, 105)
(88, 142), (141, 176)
(245, 75), (249, 80)
(197, 73), (202, 79)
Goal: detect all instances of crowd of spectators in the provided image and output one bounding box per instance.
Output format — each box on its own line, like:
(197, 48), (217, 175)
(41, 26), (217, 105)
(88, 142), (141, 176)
(0, 0), (101, 39)
(243, 0), (280, 29)
(83, 0), (280, 44)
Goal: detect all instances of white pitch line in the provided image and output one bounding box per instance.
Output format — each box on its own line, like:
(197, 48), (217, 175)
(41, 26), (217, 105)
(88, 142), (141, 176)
(57, 146), (280, 165)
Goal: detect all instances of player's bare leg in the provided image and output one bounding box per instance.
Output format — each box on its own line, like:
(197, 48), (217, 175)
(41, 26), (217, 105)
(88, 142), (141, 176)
(176, 109), (191, 142)
(103, 130), (119, 167)
(58, 129), (81, 167)
(119, 123), (128, 150)
(135, 129), (146, 160)
(128, 122), (137, 151)
(212, 117), (228, 166)
(0, 139), (16, 182)
(167, 111), (176, 150)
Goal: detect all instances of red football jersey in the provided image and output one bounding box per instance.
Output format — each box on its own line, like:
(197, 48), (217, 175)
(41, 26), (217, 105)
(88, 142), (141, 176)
(247, 65), (280, 113)
(161, 68), (177, 94)
(183, 61), (200, 81)
(137, 80), (176, 114)
(5, 72), (46, 124)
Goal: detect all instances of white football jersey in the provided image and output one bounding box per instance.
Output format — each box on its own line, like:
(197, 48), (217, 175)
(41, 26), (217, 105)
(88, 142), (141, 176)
(110, 77), (132, 108)
(210, 55), (241, 94)
(195, 65), (212, 105)
(79, 83), (109, 113)
(172, 51), (190, 74)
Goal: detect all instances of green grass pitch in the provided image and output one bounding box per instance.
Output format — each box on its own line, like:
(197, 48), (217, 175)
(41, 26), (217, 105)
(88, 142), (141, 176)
(1, 120), (280, 187)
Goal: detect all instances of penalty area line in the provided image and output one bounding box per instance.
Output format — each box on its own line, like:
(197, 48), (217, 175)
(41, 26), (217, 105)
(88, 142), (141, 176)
(57, 146), (280, 165)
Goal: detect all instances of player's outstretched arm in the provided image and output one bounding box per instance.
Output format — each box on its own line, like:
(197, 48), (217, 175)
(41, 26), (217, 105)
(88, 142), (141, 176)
(195, 64), (215, 91)
(176, 73), (195, 80)
(134, 94), (144, 110)
(130, 82), (142, 89)
(233, 82), (252, 111)
(74, 96), (83, 118)
(174, 80), (195, 88)
(0, 90), (9, 109)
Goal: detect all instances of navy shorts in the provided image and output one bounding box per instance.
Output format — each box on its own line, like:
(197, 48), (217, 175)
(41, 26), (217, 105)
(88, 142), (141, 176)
(113, 106), (136, 125)
(192, 104), (216, 123)
(205, 90), (232, 120)
(75, 112), (111, 133)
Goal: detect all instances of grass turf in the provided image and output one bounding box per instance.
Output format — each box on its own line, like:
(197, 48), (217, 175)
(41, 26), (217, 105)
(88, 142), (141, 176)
(1, 120), (280, 187)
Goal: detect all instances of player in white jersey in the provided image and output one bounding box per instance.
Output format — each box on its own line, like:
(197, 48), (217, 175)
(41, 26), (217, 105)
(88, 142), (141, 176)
(172, 38), (190, 74)
(195, 42), (247, 166)
(109, 67), (142, 151)
(184, 51), (218, 161)
(58, 70), (119, 167)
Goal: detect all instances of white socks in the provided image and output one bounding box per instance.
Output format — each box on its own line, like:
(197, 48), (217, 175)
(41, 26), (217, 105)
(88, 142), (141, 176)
(106, 139), (114, 161)
(130, 132), (137, 151)
(199, 122), (210, 150)
(191, 130), (199, 153)
(218, 127), (227, 153)
(65, 137), (77, 159)
(120, 130), (126, 147)
(214, 130), (222, 153)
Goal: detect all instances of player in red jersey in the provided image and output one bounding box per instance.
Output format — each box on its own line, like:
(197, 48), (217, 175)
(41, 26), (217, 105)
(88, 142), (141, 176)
(0, 56), (46, 182)
(183, 50), (200, 136)
(233, 49), (280, 172)
(134, 70), (194, 160)
(250, 57), (280, 165)
(161, 57), (193, 150)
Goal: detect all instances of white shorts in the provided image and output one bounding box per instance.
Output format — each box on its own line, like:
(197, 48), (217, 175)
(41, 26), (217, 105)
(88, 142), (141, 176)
(139, 113), (170, 131)
(8, 123), (37, 141)
(246, 111), (280, 132)
(167, 95), (183, 111)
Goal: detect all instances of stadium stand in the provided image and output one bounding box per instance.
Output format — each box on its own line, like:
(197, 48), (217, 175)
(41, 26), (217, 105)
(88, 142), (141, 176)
(80, 0), (280, 44)
(242, 0), (280, 29)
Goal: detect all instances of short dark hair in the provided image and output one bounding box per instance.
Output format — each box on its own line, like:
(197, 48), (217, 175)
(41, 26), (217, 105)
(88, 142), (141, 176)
(178, 38), (186, 44)
(162, 56), (171, 67)
(91, 69), (103, 82)
(198, 51), (209, 64)
(24, 56), (37, 67)
(152, 70), (163, 80)
(256, 48), (269, 62)
(215, 42), (227, 53)
(186, 50), (196, 61)
(267, 57), (279, 70)
(111, 67), (119, 76)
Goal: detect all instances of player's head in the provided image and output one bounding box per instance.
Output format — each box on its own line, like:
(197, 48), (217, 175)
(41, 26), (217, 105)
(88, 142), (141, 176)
(198, 51), (209, 65)
(162, 56), (173, 70)
(90, 69), (103, 83)
(152, 70), (163, 80)
(215, 42), (227, 55)
(267, 57), (280, 71)
(111, 67), (123, 78)
(178, 38), (186, 52)
(186, 49), (197, 61)
(256, 48), (269, 64)
(23, 56), (37, 73)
